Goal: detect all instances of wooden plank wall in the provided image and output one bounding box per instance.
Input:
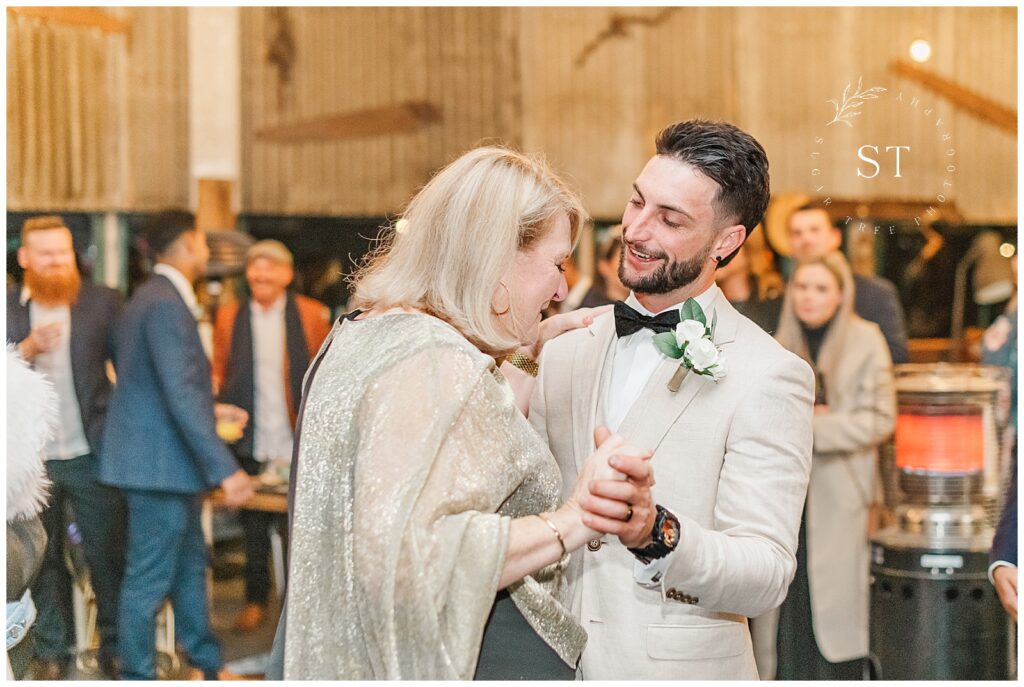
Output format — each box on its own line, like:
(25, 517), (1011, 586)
(125, 7), (190, 210)
(8, 11), (117, 209)
(732, 6), (1016, 222)
(7, 8), (189, 211)
(240, 7), (520, 215)
(8, 7), (1015, 221)
(240, 5), (1015, 222)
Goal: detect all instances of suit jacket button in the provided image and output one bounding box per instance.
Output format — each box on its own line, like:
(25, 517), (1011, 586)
(587, 539), (602, 552)
(691, 597), (699, 604)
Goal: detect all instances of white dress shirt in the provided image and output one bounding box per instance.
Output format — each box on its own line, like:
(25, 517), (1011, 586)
(988, 560), (1016, 584)
(605, 283), (721, 432)
(23, 289), (90, 461)
(153, 263), (213, 358)
(250, 295), (295, 462)
(153, 262), (200, 312)
(603, 283), (722, 585)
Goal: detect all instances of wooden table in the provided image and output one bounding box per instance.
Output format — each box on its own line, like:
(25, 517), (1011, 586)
(207, 486), (289, 514)
(202, 481), (289, 601)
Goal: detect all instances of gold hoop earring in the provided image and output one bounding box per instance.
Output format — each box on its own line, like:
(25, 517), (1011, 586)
(492, 281), (512, 316)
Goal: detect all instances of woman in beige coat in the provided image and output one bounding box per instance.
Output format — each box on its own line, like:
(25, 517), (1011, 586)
(764, 251), (896, 679)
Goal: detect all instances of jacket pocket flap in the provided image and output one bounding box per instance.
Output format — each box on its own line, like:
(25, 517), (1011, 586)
(646, 622), (749, 660)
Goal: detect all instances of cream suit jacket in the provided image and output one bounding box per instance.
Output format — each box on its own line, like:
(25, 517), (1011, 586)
(529, 294), (814, 679)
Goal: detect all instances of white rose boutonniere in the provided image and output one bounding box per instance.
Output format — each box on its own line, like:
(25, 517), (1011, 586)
(652, 298), (727, 391)
(674, 320), (706, 348)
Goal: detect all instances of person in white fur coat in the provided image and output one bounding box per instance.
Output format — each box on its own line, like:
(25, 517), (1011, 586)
(7, 346), (56, 679)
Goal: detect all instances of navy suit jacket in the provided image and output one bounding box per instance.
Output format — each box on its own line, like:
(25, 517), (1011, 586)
(7, 282), (121, 457)
(853, 273), (909, 364)
(100, 274), (238, 494)
(991, 457), (1017, 568)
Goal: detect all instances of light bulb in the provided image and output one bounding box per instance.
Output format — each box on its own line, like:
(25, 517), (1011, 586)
(909, 39), (932, 63)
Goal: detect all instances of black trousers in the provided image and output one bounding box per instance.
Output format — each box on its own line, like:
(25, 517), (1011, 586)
(31, 453), (127, 662)
(775, 511), (865, 680)
(237, 455), (287, 605)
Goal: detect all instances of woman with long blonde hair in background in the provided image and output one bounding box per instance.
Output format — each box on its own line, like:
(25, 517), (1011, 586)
(754, 251), (895, 680)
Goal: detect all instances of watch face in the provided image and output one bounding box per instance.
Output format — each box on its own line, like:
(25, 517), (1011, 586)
(661, 517), (679, 549)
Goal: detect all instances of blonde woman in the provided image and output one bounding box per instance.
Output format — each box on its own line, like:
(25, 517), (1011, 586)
(278, 147), (655, 679)
(758, 251), (895, 679)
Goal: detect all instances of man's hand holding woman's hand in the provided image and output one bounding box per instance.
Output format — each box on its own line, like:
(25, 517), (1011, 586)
(570, 426), (656, 549)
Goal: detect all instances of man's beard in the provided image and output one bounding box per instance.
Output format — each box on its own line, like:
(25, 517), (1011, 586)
(618, 238), (713, 295)
(24, 265), (81, 306)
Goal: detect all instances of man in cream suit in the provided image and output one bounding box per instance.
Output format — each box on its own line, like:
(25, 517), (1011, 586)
(530, 120), (815, 679)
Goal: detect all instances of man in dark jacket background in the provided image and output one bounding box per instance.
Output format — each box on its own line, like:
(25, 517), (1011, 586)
(212, 239), (331, 632)
(7, 215), (125, 679)
(100, 210), (253, 680)
(787, 201), (910, 363)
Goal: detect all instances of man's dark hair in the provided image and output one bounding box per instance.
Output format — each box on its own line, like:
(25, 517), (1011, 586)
(655, 120), (770, 267)
(793, 200), (838, 230)
(144, 210), (196, 259)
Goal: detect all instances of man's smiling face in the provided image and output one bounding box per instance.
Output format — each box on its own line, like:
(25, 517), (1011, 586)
(619, 155), (722, 296)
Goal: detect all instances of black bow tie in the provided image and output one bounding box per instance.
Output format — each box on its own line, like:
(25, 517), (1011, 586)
(614, 301), (681, 337)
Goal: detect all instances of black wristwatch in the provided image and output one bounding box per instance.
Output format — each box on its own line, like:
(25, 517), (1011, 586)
(628, 505), (680, 565)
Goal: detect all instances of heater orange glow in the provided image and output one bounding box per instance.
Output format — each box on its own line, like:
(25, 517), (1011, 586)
(895, 414), (985, 473)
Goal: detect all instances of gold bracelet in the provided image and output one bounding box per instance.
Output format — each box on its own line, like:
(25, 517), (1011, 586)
(538, 513), (567, 557)
(507, 352), (539, 377)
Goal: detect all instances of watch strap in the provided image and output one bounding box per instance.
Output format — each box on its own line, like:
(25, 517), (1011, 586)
(628, 504), (679, 564)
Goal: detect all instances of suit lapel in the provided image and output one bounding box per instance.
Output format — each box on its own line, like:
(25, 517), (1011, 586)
(616, 294), (741, 453)
(571, 314), (616, 471)
(69, 289), (89, 409)
(9, 293), (31, 346)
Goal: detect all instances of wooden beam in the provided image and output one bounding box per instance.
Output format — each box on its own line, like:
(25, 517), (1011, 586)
(255, 101), (441, 144)
(196, 179), (235, 232)
(889, 59), (1016, 137)
(7, 7), (130, 35)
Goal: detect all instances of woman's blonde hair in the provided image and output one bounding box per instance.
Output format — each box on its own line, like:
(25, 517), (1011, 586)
(351, 146), (587, 355)
(775, 250), (858, 376)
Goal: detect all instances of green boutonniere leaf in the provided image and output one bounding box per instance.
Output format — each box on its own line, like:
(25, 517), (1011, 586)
(653, 331), (683, 359)
(679, 298), (707, 327)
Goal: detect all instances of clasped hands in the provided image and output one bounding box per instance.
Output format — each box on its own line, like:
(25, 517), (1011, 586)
(568, 426), (657, 550)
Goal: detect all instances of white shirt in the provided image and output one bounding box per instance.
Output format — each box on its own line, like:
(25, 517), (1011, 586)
(153, 263), (199, 315)
(988, 560), (1016, 584)
(250, 295), (295, 462)
(603, 283), (722, 586)
(22, 289), (90, 461)
(605, 283), (721, 432)
(153, 263), (213, 358)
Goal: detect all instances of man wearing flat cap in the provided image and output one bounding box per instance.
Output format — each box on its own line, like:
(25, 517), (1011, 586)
(212, 240), (332, 631)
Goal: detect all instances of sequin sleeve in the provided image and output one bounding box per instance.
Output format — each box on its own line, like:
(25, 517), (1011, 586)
(284, 314), (585, 678)
(352, 346), (519, 678)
